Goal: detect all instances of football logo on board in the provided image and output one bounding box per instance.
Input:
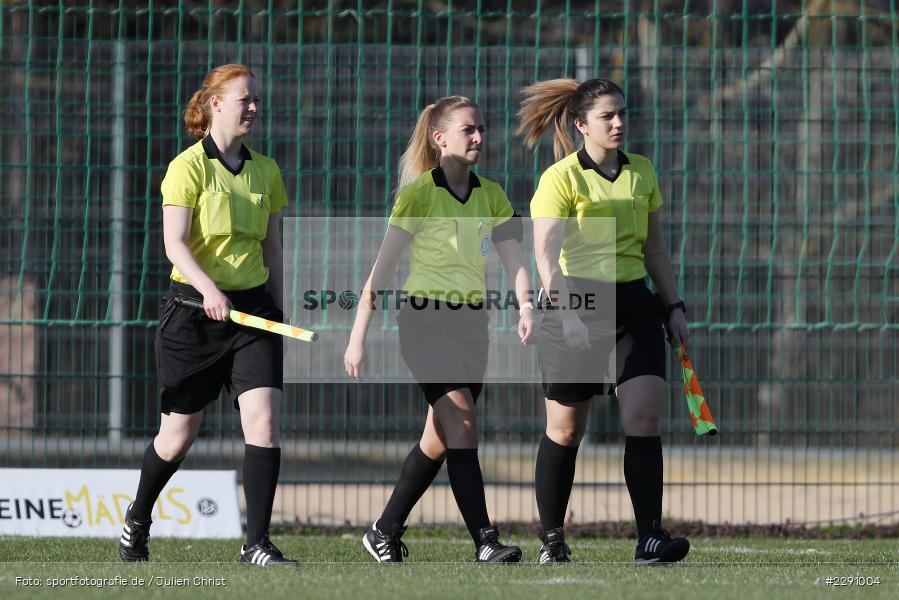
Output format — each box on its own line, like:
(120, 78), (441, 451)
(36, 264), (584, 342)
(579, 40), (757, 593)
(196, 498), (219, 517)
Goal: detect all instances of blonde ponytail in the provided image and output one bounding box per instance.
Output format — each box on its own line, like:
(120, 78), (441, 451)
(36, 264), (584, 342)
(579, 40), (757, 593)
(397, 104), (440, 191)
(516, 78), (625, 160)
(396, 95), (480, 191)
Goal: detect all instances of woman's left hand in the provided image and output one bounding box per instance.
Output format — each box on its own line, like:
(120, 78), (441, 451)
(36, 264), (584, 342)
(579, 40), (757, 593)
(518, 305), (539, 345)
(667, 308), (689, 347)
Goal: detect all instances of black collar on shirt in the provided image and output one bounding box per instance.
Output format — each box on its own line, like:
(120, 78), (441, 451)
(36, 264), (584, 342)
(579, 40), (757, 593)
(202, 135), (252, 176)
(577, 147), (629, 183)
(431, 166), (481, 204)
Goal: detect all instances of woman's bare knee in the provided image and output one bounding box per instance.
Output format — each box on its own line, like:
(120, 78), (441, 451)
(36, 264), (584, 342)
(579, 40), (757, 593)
(243, 414), (278, 447)
(620, 407), (660, 435)
(441, 412), (478, 448)
(155, 412), (202, 461)
(238, 389), (279, 447)
(616, 376), (664, 436)
(545, 424), (585, 447)
(619, 405), (661, 435)
(154, 432), (194, 462)
(622, 416), (660, 436)
(419, 438), (447, 461)
(433, 391), (479, 449)
(544, 399), (590, 447)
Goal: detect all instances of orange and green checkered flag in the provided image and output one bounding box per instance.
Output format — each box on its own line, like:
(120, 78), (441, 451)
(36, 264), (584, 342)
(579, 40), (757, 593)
(676, 344), (717, 436)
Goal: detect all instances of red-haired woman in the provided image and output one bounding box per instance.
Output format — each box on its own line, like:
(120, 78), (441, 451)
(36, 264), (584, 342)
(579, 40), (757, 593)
(118, 64), (296, 567)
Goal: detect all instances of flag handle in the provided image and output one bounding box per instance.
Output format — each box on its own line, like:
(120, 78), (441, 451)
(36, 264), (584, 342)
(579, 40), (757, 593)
(173, 296), (318, 342)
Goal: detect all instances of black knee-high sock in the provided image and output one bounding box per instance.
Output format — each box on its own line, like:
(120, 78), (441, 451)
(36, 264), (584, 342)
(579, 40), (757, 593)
(445, 448), (491, 546)
(243, 445), (281, 547)
(535, 434), (580, 532)
(132, 441), (183, 522)
(623, 436), (663, 538)
(378, 444), (444, 534)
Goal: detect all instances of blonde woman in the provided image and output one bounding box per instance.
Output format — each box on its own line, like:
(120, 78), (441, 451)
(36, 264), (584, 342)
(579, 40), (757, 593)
(345, 96), (536, 563)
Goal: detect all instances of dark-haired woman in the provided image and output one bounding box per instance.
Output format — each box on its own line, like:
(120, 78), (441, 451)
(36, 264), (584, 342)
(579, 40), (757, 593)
(517, 78), (690, 565)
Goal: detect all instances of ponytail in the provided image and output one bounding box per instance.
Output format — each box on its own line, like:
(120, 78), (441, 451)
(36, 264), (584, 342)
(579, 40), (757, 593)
(516, 78), (625, 160)
(397, 104), (440, 191)
(182, 64), (255, 139)
(396, 95), (480, 191)
(184, 90), (208, 138)
(516, 79), (580, 161)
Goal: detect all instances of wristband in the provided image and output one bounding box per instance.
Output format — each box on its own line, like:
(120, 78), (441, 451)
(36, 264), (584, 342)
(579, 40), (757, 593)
(666, 300), (687, 316)
(519, 301), (535, 313)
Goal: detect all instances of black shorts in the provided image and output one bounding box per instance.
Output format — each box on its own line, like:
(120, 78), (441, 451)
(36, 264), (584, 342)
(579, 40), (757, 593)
(155, 281), (283, 415)
(538, 278), (666, 403)
(396, 299), (489, 405)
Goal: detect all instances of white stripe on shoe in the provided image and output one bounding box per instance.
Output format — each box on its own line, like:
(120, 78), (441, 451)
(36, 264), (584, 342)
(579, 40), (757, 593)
(362, 534), (381, 562)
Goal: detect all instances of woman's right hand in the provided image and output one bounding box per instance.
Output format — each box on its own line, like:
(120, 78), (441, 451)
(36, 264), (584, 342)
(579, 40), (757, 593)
(561, 313), (591, 350)
(202, 288), (232, 321)
(344, 339), (366, 380)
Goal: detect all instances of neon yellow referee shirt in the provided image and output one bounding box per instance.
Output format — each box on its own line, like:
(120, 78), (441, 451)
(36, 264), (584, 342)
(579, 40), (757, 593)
(160, 137), (288, 291)
(388, 168), (515, 303)
(530, 148), (663, 282)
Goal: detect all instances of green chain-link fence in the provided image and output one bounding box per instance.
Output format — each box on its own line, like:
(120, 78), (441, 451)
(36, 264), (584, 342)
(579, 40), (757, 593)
(1, 1), (896, 527)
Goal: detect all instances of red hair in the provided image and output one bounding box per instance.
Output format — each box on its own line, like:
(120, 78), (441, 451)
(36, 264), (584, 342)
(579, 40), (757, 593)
(183, 64), (255, 139)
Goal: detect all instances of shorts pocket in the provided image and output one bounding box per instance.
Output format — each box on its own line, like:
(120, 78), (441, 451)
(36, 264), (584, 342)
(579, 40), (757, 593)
(158, 294), (177, 332)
